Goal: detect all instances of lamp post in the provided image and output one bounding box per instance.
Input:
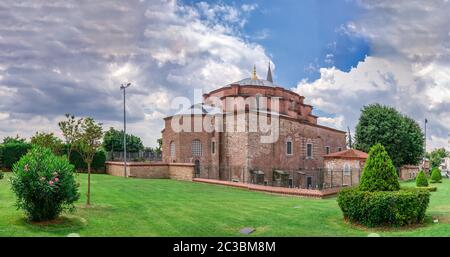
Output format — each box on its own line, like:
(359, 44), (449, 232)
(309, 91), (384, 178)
(120, 82), (131, 178)
(424, 118), (428, 157)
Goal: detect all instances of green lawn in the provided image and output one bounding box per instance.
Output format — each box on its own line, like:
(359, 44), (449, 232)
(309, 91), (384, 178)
(1, 173), (449, 236)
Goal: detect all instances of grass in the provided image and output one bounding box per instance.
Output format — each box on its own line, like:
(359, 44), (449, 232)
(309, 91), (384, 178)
(1, 173), (450, 236)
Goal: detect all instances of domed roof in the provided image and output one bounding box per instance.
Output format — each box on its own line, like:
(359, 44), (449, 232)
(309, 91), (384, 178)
(228, 77), (276, 87)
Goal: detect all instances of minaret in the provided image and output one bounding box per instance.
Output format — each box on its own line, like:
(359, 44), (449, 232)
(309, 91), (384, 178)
(252, 64), (257, 80)
(266, 62), (273, 82)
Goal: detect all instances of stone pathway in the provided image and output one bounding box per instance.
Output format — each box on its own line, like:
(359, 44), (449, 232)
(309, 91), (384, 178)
(193, 178), (341, 198)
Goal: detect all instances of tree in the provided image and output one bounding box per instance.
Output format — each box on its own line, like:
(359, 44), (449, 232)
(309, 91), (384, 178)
(30, 132), (63, 155)
(3, 135), (26, 144)
(102, 127), (144, 156)
(155, 138), (162, 155)
(416, 170), (429, 187)
(359, 143), (400, 192)
(76, 117), (103, 206)
(354, 104), (424, 168)
(427, 148), (448, 169)
(430, 168), (442, 183)
(58, 113), (83, 161)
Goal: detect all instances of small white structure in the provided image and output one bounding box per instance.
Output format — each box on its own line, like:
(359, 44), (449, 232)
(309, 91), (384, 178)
(439, 157), (450, 172)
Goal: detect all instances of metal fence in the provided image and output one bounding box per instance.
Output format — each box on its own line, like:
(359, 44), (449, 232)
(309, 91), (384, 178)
(106, 151), (162, 162)
(194, 165), (362, 190)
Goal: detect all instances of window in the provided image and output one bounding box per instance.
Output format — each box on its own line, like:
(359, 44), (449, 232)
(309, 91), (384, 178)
(306, 143), (313, 159)
(325, 146), (330, 155)
(343, 163), (351, 176)
(286, 140), (293, 155)
(170, 141), (175, 157)
(211, 141), (216, 155)
(291, 100), (296, 110)
(338, 147), (342, 152)
(192, 140), (202, 156)
(327, 163), (333, 175)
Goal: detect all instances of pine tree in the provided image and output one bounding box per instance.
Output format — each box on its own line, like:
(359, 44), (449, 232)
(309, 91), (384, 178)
(359, 143), (400, 191)
(416, 170), (429, 187)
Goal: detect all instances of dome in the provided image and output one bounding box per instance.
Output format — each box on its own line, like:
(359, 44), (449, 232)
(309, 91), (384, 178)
(228, 77), (276, 87)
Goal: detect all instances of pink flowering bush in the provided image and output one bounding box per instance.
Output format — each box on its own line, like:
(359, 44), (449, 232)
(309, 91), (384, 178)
(10, 146), (80, 221)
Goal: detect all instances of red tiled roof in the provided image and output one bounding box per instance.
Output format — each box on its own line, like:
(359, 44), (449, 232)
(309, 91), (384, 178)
(323, 148), (368, 160)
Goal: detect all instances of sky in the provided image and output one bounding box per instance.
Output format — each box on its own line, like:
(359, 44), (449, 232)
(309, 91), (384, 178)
(0, 0), (449, 151)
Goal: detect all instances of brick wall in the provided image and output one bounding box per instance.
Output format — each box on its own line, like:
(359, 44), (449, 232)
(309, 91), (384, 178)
(323, 158), (364, 187)
(399, 165), (419, 180)
(105, 162), (194, 181)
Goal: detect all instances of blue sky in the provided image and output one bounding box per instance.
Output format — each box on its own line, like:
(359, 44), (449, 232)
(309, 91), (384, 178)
(183, 0), (370, 87)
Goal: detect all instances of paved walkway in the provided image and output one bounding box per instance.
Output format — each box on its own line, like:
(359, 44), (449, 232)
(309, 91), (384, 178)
(193, 178), (341, 198)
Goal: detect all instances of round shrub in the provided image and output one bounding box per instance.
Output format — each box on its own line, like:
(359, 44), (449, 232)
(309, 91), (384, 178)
(338, 187), (430, 227)
(0, 170), (4, 180)
(10, 146), (80, 221)
(430, 168), (442, 183)
(416, 170), (428, 187)
(359, 143), (400, 192)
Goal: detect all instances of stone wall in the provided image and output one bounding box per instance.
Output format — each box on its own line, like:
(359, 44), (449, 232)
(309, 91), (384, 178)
(105, 162), (194, 181)
(323, 158), (364, 187)
(399, 165), (419, 180)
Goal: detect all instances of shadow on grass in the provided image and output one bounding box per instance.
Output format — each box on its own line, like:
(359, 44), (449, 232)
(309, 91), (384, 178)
(16, 215), (87, 236)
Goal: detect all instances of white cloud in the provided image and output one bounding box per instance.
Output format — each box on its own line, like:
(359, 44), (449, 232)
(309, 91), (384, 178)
(295, 0), (450, 151)
(0, 0), (270, 146)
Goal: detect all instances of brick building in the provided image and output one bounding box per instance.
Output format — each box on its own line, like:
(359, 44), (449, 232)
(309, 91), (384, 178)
(323, 148), (368, 187)
(162, 65), (347, 189)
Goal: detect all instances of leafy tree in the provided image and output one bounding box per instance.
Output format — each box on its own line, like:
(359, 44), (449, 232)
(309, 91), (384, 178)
(30, 132), (63, 155)
(359, 143), (400, 192)
(427, 148), (448, 169)
(155, 138), (162, 154)
(76, 117), (103, 206)
(416, 170), (429, 187)
(355, 104), (424, 168)
(3, 135), (26, 144)
(102, 127), (144, 155)
(430, 168), (442, 183)
(58, 113), (83, 161)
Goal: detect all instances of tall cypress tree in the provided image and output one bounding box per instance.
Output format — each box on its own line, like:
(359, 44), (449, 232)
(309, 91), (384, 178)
(359, 143), (400, 192)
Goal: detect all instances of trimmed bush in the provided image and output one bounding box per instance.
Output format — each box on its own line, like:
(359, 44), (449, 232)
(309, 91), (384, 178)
(0, 170), (4, 180)
(417, 186), (437, 192)
(359, 143), (400, 192)
(10, 146), (80, 221)
(430, 168), (442, 183)
(338, 187), (430, 227)
(416, 170), (429, 187)
(0, 142), (32, 169)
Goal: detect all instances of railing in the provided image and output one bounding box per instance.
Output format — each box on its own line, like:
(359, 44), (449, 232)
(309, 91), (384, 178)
(106, 151), (162, 162)
(193, 165), (362, 190)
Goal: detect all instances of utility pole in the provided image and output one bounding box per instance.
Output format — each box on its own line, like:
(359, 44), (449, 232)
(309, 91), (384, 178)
(347, 126), (352, 149)
(424, 118), (428, 157)
(120, 82), (131, 178)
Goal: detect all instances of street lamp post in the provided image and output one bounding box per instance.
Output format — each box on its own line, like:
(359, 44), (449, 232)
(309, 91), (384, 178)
(424, 118), (428, 157)
(120, 82), (131, 178)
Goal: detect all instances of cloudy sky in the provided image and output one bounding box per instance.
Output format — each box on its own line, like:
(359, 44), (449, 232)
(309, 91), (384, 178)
(0, 0), (449, 150)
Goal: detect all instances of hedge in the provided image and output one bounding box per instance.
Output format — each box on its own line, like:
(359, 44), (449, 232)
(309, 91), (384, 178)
(0, 142), (32, 169)
(337, 187), (430, 227)
(417, 186), (437, 192)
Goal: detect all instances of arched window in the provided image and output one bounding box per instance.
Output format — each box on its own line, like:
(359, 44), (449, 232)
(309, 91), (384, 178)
(170, 141), (175, 157)
(286, 138), (293, 155)
(343, 163), (351, 176)
(327, 163), (333, 175)
(192, 139), (202, 156)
